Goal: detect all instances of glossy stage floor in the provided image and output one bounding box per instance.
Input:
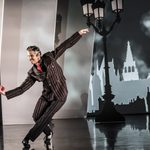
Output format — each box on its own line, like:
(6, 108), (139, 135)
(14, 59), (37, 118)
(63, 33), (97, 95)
(1, 115), (150, 150)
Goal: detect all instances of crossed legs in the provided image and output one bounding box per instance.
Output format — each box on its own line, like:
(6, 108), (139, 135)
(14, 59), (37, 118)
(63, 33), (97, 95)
(32, 96), (53, 136)
(22, 96), (66, 149)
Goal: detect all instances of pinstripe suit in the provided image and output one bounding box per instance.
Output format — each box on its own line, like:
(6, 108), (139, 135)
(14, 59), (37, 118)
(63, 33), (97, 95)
(5, 32), (82, 141)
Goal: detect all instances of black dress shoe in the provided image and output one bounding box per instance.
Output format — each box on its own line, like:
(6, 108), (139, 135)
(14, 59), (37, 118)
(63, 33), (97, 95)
(44, 134), (53, 150)
(22, 139), (30, 150)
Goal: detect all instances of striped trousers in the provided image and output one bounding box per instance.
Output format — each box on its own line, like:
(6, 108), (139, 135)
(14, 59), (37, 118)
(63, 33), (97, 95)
(24, 96), (66, 142)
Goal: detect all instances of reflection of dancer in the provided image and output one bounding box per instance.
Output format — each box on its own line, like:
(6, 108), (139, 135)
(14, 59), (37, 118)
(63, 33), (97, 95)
(0, 28), (89, 150)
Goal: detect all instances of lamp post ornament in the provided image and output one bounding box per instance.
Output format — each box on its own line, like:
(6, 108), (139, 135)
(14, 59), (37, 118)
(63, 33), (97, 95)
(80, 0), (125, 122)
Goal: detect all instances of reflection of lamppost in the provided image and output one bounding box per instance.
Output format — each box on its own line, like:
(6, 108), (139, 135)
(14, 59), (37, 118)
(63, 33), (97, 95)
(80, 0), (125, 122)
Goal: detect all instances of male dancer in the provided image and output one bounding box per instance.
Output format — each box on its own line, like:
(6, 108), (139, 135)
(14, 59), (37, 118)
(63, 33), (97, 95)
(0, 28), (89, 150)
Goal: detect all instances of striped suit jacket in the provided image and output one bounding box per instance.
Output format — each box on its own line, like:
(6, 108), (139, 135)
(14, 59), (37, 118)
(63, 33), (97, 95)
(5, 32), (82, 101)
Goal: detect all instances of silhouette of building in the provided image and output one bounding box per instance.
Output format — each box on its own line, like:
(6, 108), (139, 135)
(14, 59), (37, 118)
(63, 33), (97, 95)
(115, 96), (146, 114)
(87, 41), (150, 115)
(123, 41), (139, 81)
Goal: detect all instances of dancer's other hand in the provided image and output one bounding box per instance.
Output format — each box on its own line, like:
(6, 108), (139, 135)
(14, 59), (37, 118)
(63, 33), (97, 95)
(0, 85), (5, 95)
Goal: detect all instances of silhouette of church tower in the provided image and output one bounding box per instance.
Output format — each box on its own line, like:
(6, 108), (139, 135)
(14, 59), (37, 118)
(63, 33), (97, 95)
(122, 41), (139, 81)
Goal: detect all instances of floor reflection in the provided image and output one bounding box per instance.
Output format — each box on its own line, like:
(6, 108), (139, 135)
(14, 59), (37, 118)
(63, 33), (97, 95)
(87, 115), (150, 150)
(3, 115), (150, 150)
(96, 123), (125, 150)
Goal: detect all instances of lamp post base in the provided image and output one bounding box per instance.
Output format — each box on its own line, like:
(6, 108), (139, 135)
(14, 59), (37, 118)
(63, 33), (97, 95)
(95, 101), (125, 123)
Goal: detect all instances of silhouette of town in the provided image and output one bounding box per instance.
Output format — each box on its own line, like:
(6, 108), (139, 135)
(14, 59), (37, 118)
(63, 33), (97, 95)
(87, 41), (150, 116)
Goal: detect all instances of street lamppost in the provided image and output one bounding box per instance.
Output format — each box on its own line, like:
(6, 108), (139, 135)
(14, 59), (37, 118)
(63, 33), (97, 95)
(80, 0), (125, 122)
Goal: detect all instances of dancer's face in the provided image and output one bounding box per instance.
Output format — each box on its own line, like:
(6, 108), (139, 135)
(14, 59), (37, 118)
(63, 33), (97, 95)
(27, 50), (41, 65)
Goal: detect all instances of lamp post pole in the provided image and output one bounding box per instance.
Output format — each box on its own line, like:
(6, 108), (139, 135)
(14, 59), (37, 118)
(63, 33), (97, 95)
(80, 0), (125, 122)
